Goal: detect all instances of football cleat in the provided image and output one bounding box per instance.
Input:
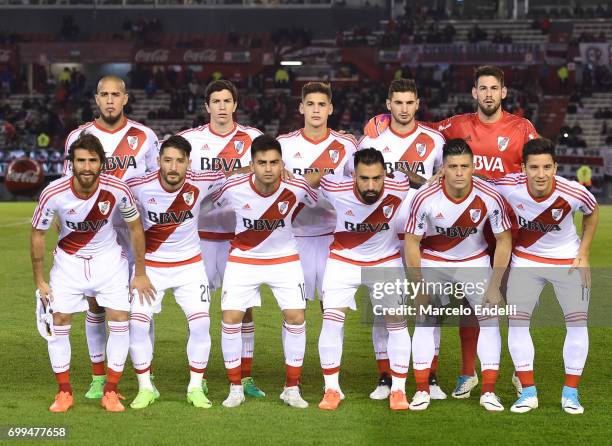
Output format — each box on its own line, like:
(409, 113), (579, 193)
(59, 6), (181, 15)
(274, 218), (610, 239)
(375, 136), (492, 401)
(511, 372), (523, 397)
(222, 384), (245, 408)
(101, 391), (126, 412)
(151, 375), (161, 399)
(49, 391), (73, 413)
(479, 392), (504, 412)
(85, 375), (105, 399)
(561, 386), (584, 415)
(389, 390), (409, 411)
(242, 377), (266, 398)
(130, 388), (157, 410)
(510, 386), (538, 413)
(369, 374), (392, 400)
(429, 373), (447, 400)
(280, 386), (308, 409)
(409, 391), (431, 411)
(452, 374), (478, 399)
(318, 389), (342, 410)
(187, 387), (212, 409)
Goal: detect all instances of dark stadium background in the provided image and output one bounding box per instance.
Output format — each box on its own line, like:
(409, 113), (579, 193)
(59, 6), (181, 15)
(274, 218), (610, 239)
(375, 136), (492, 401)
(0, 0), (611, 200)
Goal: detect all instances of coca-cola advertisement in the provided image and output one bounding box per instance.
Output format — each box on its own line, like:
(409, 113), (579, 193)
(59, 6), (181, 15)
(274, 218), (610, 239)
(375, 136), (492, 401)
(132, 47), (251, 64)
(5, 158), (44, 194)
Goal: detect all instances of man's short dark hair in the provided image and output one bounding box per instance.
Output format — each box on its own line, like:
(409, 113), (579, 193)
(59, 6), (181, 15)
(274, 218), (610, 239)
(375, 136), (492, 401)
(388, 78), (418, 100)
(205, 79), (238, 104)
(522, 137), (556, 163)
(68, 133), (106, 165)
(160, 135), (191, 157)
(354, 147), (385, 169)
(443, 138), (473, 160)
(474, 65), (505, 87)
(301, 82), (332, 102)
(251, 134), (282, 158)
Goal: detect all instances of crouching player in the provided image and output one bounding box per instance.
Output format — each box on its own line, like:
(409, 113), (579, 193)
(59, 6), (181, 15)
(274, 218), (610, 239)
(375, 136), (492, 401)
(317, 148), (434, 411)
(126, 135), (225, 409)
(211, 135), (318, 408)
(404, 139), (512, 412)
(491, 138), (598, 414)
(31, 134), (154, 412)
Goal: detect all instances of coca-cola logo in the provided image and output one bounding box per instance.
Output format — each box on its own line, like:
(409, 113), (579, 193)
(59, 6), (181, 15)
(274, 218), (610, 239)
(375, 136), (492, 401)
(134, 49), (169, 63)
(183, 49), (217, 63)
(0, 49), (10, 63)
(5, 158), (44, 194)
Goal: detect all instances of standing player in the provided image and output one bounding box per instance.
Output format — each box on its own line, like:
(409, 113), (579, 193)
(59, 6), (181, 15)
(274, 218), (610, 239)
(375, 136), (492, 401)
(316, 148), (435, 411)
(63, 75), (159, 399)
(490, 139), (598, 414)
(179, 80), (266, 397)
(358, 78), (446, 400)
(211, 135), (317, 409)
(404, 139), (512, 412)
(278, 82), (357, 304)
(127, 136), (225, 409)
(31, 134), (154, 412)
(365, 66), (538, 398)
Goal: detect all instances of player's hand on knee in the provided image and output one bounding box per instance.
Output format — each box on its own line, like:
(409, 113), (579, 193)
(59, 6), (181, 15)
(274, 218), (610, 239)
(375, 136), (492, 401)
(570, 255), (591, 289)
(130, 274), (157, 306)
(482, 286), (503, 308)
(36, 281), (53, 304)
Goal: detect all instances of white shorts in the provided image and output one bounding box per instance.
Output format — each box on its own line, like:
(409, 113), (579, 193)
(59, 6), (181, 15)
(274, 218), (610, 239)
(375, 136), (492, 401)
(200, 239), (230, 291)
(49, 247), (130, 313)
(506, 255), (589, 326)
(296, 234), (332, 301)
(132, 259), (211, 317)
(420, 255), (492, 313)
(321, 256), (405, 311)
(221, 260), (306, 312)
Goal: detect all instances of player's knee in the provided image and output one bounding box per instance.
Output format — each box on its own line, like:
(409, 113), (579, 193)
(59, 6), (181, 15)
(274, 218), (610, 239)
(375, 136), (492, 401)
(106, 309), (129, 322)
(242, 307), (254, 323)
(87, 297), (105, 314)
(53, 312), (72, 326)
(283, 310), (305, 325)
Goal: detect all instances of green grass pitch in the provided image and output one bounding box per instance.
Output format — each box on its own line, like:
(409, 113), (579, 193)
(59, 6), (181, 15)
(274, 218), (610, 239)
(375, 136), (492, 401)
(0, 202), (611, 444)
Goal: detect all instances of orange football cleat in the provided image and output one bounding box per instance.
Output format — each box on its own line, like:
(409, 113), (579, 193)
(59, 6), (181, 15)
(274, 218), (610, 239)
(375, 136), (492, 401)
(49, 391), (73, 412)
(318, 389), (342, 410)
(101, 391), (125, 412)
(389, 390), (409, 411)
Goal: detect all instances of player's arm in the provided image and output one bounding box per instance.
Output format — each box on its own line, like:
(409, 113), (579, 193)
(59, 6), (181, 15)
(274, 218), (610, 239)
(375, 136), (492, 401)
(30, 227), (52, 302)
(123, 212), (156, 305)
(484, 229), (512, 306)
(393, 167), (427, 188)
(572, 204), (599, 288)
(303, 170), (327, 189)
(404, 233), (423, 271)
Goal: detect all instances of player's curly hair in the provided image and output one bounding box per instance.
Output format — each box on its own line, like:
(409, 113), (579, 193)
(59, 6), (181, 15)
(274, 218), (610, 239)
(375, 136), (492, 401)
(474, 65), (505, 87)
(442, 138), (473, 160)
(353, 147), (384, 169)
(523, 137), (556, 163)
(205, 80), (238, 105)
(67, 132), (107, 165)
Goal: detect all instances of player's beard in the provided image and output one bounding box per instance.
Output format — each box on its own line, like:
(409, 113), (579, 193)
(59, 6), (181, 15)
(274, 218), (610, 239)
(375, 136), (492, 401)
(478, 100), (501, 117)
(162, 171), (184, 187)
(391, 112), (414, 127)
(359, 189), (380, 204)
(99, 111), (124, 127)
(74, 169), (101, 191)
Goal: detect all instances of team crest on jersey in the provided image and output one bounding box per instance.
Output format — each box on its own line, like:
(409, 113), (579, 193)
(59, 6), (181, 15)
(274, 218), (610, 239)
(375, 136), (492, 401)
(127, 136), (139, 151)
(329, 149), (340, 164)
(551, 208), (563, 221)
(278, 201), (289, 215)
(416, 143), (427, 157)
(383, 205), (394, 219)
(469, 209), (481, 222)
(497, 136), (510, 152)
(183, 191), (195, 206)
(234, 141), (245, 154)
(98, 201), (111, 216)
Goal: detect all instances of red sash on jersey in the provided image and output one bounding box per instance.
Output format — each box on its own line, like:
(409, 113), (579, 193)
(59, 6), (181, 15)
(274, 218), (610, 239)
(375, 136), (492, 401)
(310, 140), (345, 172)
(58, 189), (116, 255)
(216, 131), (253, 160)
(331, 194), (402, 250)
(106, 127), (147, 179)
(421, 196), (486, 253)
(145, 183), (200, 253)
(232, 188), (297, 251)
(399, 133), (435, 162)
(516, 196), (571, 249)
